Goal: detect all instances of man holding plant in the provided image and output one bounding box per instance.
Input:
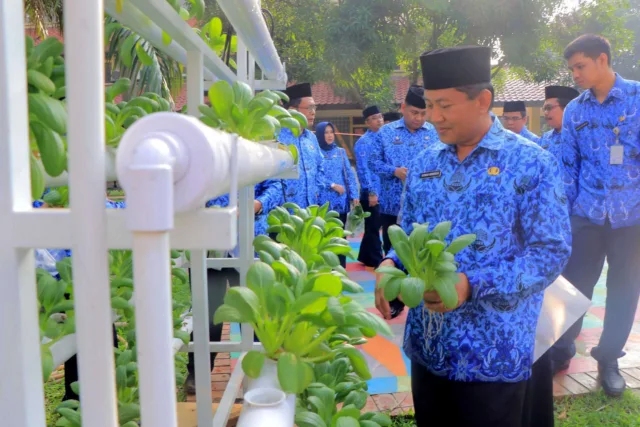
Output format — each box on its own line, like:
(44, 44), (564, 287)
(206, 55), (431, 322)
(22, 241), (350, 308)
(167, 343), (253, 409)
(278, 83), (328, 209)
(374, 46), (571, 426)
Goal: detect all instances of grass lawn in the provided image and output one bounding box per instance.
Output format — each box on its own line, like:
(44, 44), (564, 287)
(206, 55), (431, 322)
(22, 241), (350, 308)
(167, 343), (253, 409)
(390, 390), (640, 426)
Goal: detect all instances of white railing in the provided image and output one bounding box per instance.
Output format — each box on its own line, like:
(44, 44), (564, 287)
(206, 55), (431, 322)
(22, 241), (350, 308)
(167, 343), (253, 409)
(0, 0), (293, 426)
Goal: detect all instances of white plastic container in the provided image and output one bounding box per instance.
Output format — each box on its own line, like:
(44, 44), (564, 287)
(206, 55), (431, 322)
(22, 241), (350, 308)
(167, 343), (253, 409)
(237, 359), (296, 427)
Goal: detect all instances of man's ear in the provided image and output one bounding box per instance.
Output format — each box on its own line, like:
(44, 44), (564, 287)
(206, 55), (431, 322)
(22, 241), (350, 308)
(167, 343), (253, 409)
(477, 89), (493, 114)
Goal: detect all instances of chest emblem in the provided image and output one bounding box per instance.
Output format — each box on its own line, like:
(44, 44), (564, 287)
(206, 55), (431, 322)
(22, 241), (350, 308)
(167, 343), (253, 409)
(620, 115), (626, 122)
(488, 167), (500, 176)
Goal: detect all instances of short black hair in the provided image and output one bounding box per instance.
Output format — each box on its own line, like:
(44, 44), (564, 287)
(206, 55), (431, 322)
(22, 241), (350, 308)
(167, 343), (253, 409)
(285, 98), (303, 109)
(564, 34), (612, 65)
(557, 97), (572, 109)
(455, 82), (495, 109)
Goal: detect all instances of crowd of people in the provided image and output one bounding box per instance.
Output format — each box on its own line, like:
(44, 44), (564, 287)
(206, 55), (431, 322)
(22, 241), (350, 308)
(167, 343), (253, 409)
(202, 33), (640, 426)
(35, 30), (640, 427)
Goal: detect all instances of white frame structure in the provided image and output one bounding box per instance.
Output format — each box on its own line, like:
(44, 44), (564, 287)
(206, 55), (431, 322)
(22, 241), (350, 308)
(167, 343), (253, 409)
(0, 0), (293, 426)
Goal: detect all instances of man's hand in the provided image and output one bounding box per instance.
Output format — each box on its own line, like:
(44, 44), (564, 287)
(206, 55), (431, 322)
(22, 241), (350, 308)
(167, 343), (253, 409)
(368, 194), (379, 206)
(375, 259), (396, 320)
(331, 183), (345, 195)
(254, 200), (263, 215)
(423, 273), (471, 313)
(394, 167), (408, 181)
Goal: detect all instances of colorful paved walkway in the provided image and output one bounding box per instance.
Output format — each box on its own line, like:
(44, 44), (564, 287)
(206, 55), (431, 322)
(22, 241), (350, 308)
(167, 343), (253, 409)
(195, 236), (640, 409)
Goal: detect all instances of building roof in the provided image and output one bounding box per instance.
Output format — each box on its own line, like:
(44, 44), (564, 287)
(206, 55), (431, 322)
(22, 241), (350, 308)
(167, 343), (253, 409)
(309, 75), (549, 108)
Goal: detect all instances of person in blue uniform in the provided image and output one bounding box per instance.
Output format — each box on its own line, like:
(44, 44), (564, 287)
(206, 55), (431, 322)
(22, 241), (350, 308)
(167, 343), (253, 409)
(538, 85), (580, 160)
(277, 83), (327, 208)
(316, 122), (359, 267)
(371, 85), (438, 318)
(184, 180), (282, 394)
(375, 46), (571, 426)
(354, 106), (384, 267)
(383, 111), (402, 124)
(550, 34), (640, 397)
(501, 101), (541, 143)
(33, 193), (125, 401)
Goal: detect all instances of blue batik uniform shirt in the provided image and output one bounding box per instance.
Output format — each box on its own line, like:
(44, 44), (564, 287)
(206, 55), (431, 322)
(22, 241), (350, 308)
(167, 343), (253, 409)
(317, 147), (358, 214)
(278, 127), (327, 208)
(562, 74), (640, 228)
(205, 180), (283, 238)
(354, 130), (381, 196)
(387, 117), (571, 382)
(371, 118), (438, 216)
(518, 126), (540, 144)
(538, 129), (563, 160)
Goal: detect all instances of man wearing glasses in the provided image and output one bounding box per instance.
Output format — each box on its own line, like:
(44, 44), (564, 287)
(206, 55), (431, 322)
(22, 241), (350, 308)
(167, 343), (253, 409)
(538, 86), (580, 160)
(278, 83), (328, 208)
(501, 101), (541, 144)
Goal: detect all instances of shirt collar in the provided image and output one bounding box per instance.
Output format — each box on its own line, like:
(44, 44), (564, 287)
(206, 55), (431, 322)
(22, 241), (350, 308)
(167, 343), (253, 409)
(432, 116), (505, 152)
(392, 117), (431, 131)
(583, 73), (628, 103)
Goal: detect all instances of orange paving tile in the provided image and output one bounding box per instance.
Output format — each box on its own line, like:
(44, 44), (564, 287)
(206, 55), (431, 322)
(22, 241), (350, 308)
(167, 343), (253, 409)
(360, 334), (408, 377)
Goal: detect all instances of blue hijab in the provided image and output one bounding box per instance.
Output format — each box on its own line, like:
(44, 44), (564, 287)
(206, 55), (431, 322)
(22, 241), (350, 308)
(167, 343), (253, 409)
(315, 122), (337, 151)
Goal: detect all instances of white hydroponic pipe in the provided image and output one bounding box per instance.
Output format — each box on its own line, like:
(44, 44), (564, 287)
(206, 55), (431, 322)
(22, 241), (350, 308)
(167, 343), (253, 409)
(216, 0), (287, 82)
(117, 112), (295, 213)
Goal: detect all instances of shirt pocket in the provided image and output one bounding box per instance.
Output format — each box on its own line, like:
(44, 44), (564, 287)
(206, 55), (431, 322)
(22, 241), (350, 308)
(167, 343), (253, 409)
(473, 186), (518, 259)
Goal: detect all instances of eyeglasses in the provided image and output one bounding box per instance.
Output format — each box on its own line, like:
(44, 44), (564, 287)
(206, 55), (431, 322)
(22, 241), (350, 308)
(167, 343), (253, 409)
(542, 104), (560, 113)
(299, 105), (317, 113)
(500, 116), (524, 122)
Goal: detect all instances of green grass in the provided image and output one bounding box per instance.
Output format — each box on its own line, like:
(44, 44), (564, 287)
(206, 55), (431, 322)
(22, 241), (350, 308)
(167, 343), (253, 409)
(389, 391), (640, 427)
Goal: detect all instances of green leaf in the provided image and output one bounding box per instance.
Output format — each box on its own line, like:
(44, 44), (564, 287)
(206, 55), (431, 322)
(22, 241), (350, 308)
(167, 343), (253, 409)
(447, 233), (477, 255)
(340, 347), (372, 380)
(242, 350), (266, 378)
(327, 297), (345, 325)
(313, 274), (342, 297)
(400, 277), (425, 308)
(135, 42), (153, 66)
(335, 417), (360, 427)
(41, 346), (54, 382)
(213, 304), (247, 324)
(292, 291), (328, 313)
(277, 353), (312, 394)
(344, 389), (368, 410)
(431, 221), (452, 240)
(57, 408), (81, 426)
(118, 402), (141, 424)
(162, 31), (172, 46)
(295, 411), (327, 427)
(434, 260), (456, 273)
(346, 311), (392, 337)
(374, 266), (406, 277)
(208, 80), (234, 120)
(174, 330), (190, 345)
(340, 276), (364, 294)
(426, 239), (446, 257)
(223, 287), (260, 323)
(365, 413), (392, 426)
(111, 296), (130, 310)
(246, 261), (275, 295)
(387, 225), (409, 248)
(383, 276), (401, 301)
(433, 274), (459, 309)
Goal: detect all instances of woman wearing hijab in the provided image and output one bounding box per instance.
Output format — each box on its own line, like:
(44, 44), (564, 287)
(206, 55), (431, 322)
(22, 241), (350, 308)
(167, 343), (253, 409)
(316, 122), (359, 267)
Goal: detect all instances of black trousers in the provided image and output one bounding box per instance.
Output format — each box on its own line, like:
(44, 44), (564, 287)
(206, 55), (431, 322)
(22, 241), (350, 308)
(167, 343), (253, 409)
(357, 190), (382, 268)
(522, 351), (555, 427)
(64, 324), (118, 401)
(380, 213), (398, 256)
(550, 216), (640, 364)
(187, 267), (240, 375)
(411, 362), (531, 427)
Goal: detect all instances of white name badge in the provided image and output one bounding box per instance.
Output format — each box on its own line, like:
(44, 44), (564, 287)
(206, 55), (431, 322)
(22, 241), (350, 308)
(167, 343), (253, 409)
(610, 145), (624, 165)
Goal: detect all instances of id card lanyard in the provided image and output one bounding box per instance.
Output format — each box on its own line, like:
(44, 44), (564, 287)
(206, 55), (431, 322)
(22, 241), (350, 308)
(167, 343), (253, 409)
(610, 116), (626, 165)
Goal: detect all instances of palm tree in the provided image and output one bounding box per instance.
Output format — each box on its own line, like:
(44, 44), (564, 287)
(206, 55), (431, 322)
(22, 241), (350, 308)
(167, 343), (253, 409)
(24, 0), (63, 39)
